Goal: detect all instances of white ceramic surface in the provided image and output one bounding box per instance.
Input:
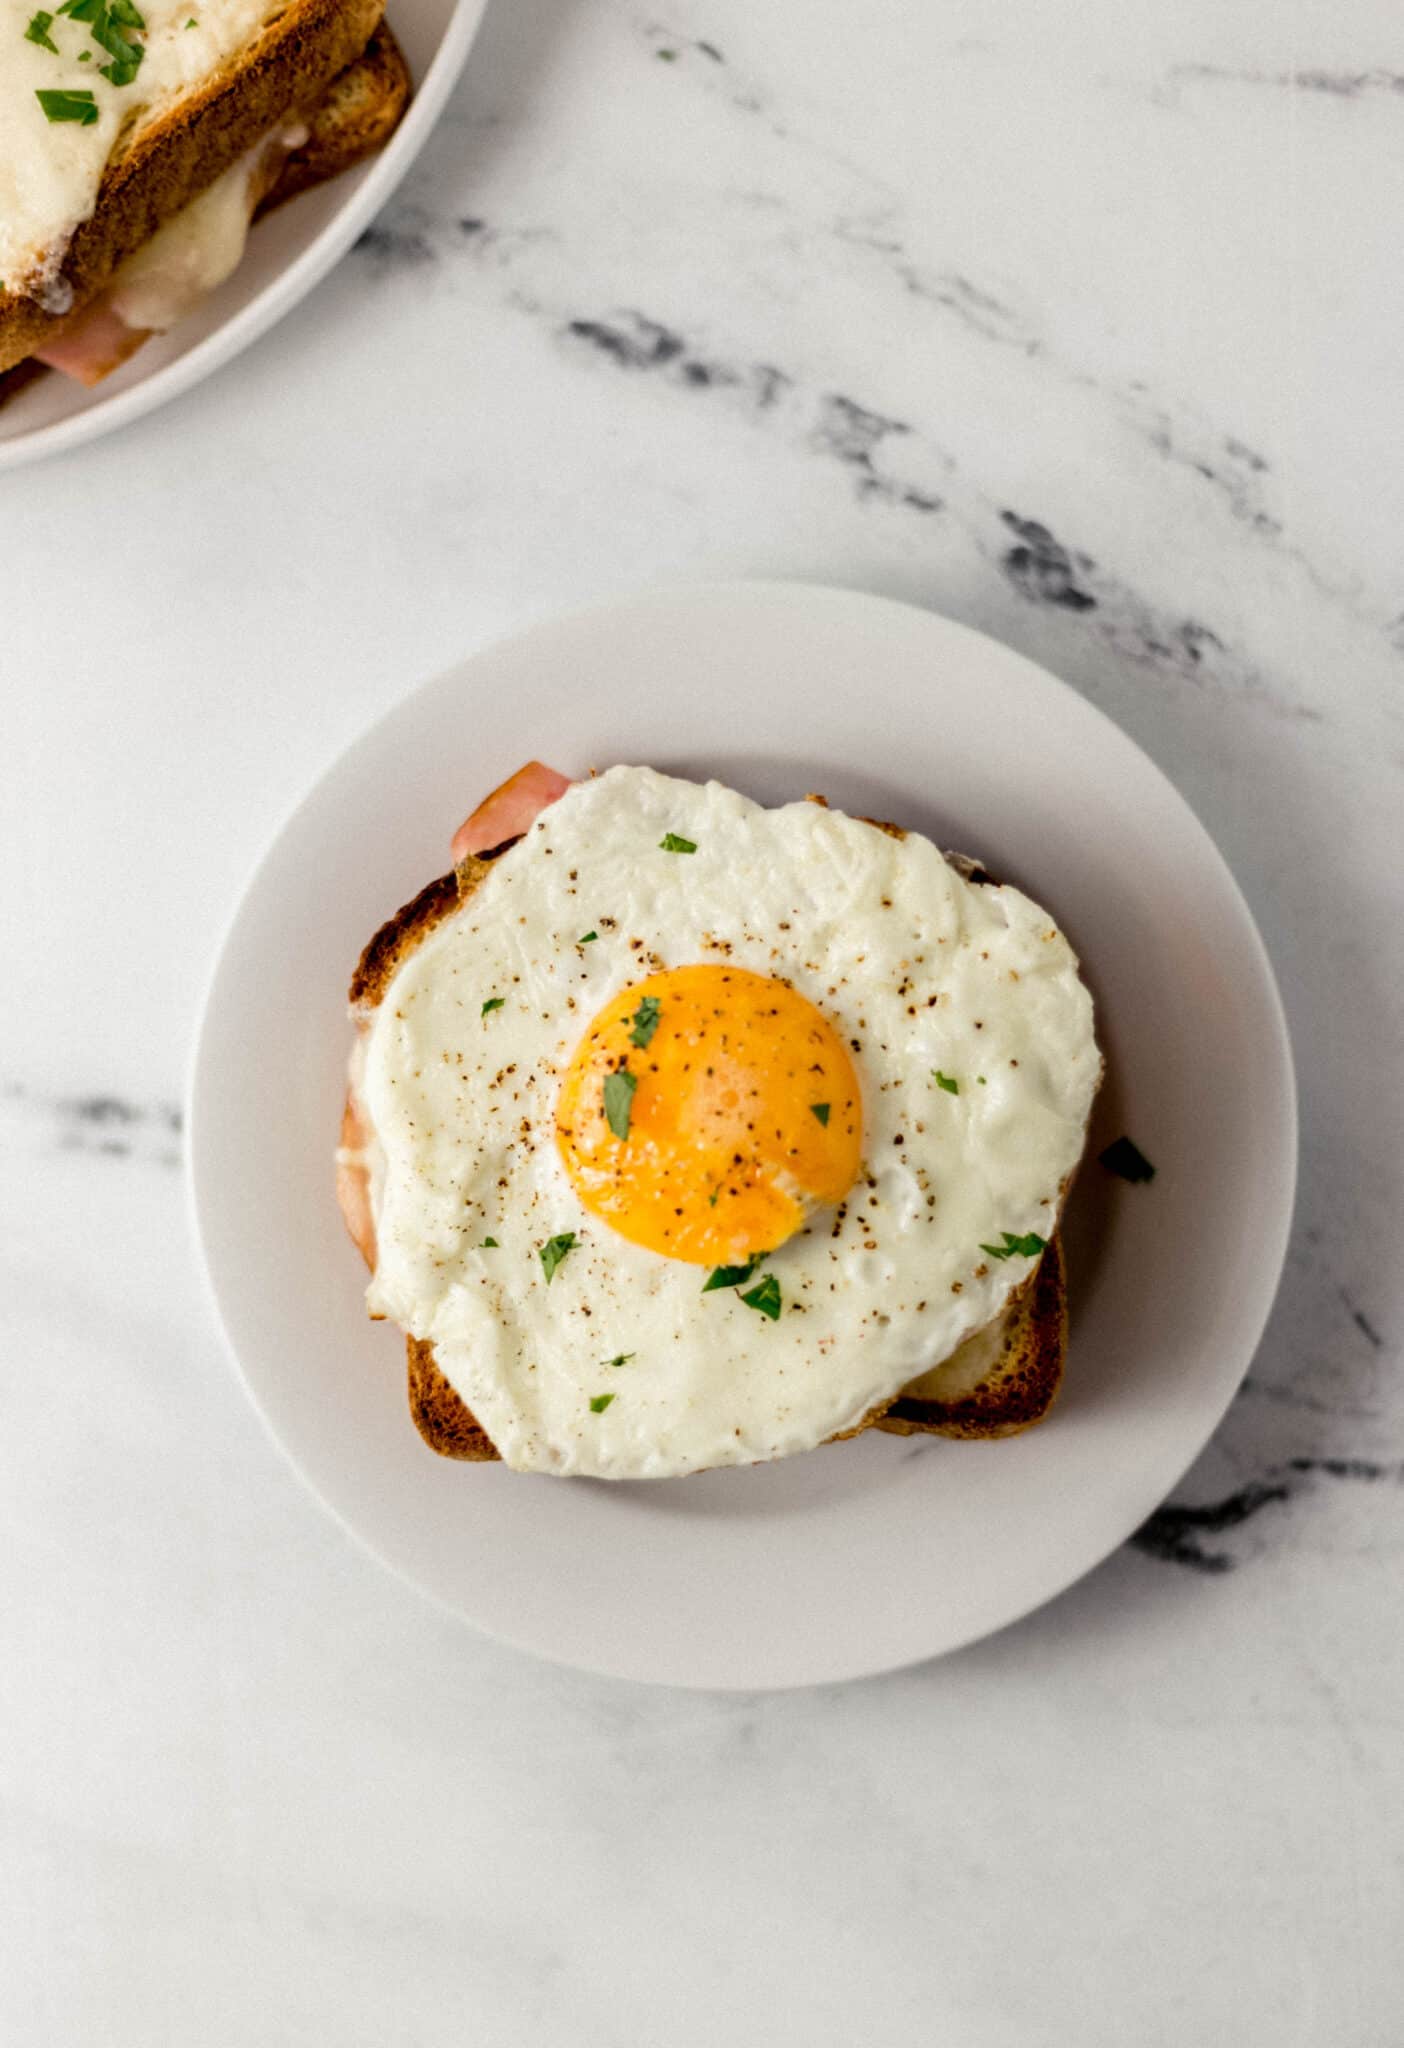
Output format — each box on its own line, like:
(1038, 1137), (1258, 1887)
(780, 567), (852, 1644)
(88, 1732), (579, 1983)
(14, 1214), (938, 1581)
(188, 584), (1295, 1688)
(0, 0), (487, 471)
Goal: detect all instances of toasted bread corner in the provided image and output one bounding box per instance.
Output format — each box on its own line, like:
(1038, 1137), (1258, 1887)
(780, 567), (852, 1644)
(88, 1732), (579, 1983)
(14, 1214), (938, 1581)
(877, 1233), (1067, 1440)
(407, 1337), (501, 1461)
(259, 21), (411, 215)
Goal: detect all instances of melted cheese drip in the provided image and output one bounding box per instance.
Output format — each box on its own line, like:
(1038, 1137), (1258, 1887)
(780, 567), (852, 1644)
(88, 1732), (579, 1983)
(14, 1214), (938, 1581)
(107, 142), (258, 330)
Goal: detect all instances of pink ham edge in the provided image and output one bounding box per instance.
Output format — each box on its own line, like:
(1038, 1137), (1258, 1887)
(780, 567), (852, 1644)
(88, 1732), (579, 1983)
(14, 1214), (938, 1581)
(336, 1061), (378, 1272)
(450, 761), (572, 864)
(36, 298), (152, 386)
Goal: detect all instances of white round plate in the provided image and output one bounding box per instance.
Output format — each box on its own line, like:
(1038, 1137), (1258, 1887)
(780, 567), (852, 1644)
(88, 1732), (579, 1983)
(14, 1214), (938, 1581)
(0, 0), (486, 473)
(189, 584), (1296, 1690)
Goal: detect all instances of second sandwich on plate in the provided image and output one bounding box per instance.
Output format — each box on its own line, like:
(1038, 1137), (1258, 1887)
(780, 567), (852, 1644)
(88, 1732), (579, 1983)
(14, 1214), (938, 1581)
(0, 0), (410, 400)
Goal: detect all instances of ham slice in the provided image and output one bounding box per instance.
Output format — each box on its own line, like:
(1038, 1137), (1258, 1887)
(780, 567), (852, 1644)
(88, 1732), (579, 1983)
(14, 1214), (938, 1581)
(336, 1072), (378, 1272)
(35, 299), (151, 387)
(450, 761), (571, 863)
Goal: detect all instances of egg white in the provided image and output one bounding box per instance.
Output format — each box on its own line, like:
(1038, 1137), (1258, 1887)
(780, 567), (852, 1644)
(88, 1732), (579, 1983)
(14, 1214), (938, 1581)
(360, 766), (1100, 1478)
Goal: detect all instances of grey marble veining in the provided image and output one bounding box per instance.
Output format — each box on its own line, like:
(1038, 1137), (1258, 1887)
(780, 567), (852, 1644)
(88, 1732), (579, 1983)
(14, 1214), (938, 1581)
(3, 0), (1403, 2040)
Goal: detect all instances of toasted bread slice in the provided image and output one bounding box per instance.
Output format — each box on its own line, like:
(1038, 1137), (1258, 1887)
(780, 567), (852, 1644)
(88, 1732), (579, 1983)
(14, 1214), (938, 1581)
(258, 22), (410, 213)
(0, 0), (385, 374)
(348, 825), (1075, 1466)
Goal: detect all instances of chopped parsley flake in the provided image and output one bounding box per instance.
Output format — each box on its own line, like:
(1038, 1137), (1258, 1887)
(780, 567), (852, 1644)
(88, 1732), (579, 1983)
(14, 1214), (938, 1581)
(539, 1232), (577, 1282)
(479, 1237), (498, 1249)
(481, 996), (505, 1016)
(659, 832), (696, 854)
(810, 1102), (831, 1126)
(933, 1070), (959, 1095)
(741, 1272), (782, 1320)
(25, 11), (59, 50)
(604, 1353), (635, 1369)
(1098, 1136), (1156, 1183)
(977, 1075), (987, 1086)
(629, 994), (661, 1049)
(35, 86), (97, 120)
(76, 0), (145, 85)
(703, 1253), (764, 1294)
(979, 1230), (1048, 1262)
(603, 1067), (637, 1141)
(578, 930), (598, 944)
(589, 1393), (615, 1413)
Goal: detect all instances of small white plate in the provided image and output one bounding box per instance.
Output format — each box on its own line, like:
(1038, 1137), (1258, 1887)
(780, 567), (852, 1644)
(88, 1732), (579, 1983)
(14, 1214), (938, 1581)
(189, 584), (1296, 1690)
(0, 0), (487, 472)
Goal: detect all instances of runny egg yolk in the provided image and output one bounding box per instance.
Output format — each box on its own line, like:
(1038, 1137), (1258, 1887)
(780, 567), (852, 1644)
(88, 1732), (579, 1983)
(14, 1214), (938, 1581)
(555, 964), (863, 1266)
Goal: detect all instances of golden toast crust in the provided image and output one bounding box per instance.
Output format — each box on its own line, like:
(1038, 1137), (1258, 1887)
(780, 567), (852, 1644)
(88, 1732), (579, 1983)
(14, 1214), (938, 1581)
(877, 1233), (1066, 1440)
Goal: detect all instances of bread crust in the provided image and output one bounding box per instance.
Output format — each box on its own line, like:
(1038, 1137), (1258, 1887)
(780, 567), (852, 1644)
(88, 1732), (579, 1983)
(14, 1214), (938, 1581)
(348, 811), (1081, 1466)
(406, 1336), (501, 1462)
(877, 1232), (1066, 1440)
(348, 863), (477, 1011)
(258, 20), (409, 212)
(0, 0), (385, 372)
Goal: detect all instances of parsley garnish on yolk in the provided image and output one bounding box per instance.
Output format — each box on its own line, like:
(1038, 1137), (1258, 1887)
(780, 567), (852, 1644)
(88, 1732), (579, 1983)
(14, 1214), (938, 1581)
(628, 995), (661, 1049)
(702, 1253), (764, 1293)
(602, 1067), (637, 1141)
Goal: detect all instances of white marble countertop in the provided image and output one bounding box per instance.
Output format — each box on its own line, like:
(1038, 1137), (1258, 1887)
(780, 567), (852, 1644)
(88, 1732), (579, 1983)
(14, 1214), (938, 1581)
(4, 0), (1403, 2039)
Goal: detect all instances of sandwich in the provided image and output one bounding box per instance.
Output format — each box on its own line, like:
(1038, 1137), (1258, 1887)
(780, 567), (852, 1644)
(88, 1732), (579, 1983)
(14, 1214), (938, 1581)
(0, 0), (409, 400)
(338, 763), (1102, 1480)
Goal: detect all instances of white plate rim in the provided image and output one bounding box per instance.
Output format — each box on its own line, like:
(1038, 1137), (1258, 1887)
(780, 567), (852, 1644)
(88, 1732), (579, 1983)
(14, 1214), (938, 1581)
(0, 0), (488, 475)
(186, 580), (1298, 1689)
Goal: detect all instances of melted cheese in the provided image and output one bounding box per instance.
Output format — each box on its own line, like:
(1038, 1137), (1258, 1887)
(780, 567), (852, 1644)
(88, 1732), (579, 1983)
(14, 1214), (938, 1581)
(107, 143), (258, 330)
(1, 0), (275, 297)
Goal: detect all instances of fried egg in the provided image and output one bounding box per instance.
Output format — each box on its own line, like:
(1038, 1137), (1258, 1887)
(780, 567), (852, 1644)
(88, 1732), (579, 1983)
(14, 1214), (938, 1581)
(359, 766), (1100, 1479)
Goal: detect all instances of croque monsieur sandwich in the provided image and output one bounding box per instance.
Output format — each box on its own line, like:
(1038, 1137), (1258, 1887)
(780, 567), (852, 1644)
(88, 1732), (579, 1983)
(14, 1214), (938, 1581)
(0, 0), (409, 397)
(338, 764), (1102, 1482)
